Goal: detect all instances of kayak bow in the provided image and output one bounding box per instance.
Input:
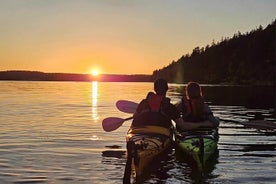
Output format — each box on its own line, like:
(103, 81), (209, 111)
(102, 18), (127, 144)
(123, 125), (173, 183)
(175, 128), (218, 171)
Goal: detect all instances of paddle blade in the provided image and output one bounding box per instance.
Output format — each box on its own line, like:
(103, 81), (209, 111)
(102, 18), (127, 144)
(241, 120), (276, 130)
(102, 117), (125, 132)
(116, 100), (138, 114)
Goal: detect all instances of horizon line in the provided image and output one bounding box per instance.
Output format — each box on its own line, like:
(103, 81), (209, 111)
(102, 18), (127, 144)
(0, 70), (152, 76)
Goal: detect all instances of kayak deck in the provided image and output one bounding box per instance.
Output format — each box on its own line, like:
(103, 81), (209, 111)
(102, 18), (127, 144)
(124, 125), (173, 182)
(175, 129), (218, 171)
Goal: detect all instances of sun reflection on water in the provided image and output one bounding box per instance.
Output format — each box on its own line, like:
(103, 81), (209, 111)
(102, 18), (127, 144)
(90, 135), (99, 141)
(91, 81), (99, 121)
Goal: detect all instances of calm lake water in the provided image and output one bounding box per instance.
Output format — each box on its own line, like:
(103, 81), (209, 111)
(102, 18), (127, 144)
(0, 81), (275, 184)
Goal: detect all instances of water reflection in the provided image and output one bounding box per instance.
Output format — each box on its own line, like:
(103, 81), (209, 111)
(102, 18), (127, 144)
(91, 81), (99, 121)
(175, 148), (219, 183)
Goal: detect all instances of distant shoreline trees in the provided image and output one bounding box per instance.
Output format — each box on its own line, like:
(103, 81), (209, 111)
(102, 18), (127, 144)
(151, 20), (275, 85)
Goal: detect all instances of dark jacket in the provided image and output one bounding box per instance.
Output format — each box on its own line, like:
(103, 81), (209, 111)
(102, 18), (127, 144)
(132, 93), (180, 128)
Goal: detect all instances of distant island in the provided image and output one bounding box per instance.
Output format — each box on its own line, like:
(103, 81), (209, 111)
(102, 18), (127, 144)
(0, 70), (151, 82)
(0, 20), (275, 85)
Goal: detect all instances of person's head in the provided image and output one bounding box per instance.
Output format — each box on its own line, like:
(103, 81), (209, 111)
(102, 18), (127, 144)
(185, 81), (202, 99)
(154, 78), (168, 95)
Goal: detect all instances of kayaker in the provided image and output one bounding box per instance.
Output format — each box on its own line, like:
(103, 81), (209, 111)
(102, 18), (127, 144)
(131, 78), (184, 129)
(175, 81), (219, 131)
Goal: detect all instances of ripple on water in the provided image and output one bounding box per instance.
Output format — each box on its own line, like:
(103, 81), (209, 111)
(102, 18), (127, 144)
(0, 82), (275, 183)
(13, 176), (48, 184)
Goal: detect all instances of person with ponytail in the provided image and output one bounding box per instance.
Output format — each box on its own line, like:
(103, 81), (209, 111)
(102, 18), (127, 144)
(175, 81), (219, 131)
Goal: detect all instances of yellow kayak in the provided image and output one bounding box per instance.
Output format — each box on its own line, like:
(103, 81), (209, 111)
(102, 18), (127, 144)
(123, 125), (173, 183)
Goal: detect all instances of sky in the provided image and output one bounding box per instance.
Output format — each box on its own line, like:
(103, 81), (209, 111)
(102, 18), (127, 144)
(0, 0), (275, 75)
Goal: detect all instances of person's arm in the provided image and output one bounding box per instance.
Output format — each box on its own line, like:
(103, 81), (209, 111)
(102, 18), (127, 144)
(175, 97), (187, 114)
(205, 104), (219, 127)
(133, 99), (146, 118)
(175, 101), (182, 113)
(167, 101), (184, 128)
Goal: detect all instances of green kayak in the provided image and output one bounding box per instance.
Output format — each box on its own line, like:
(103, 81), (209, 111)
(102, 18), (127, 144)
(175, 128), (219, 171)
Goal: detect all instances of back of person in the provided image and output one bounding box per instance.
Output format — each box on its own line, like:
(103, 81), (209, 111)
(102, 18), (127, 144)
(132, 92), (172, 128)
(175, 82), (219, 131)
(132, 78), (180, 129)
(178, 82), (207, 122)
(181, 97), (206, 122)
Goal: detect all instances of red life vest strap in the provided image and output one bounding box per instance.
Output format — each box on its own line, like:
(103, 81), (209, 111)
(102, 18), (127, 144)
(182, 97), (206, 121)
(148, 94), (164, 111)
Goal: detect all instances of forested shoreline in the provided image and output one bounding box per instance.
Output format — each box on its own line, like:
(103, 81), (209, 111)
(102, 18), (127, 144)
(152, 20), (275, 85)
(1, 20), (275, 85)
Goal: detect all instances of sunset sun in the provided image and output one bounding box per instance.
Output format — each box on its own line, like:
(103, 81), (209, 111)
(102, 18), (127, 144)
(91, 69), (99, 76)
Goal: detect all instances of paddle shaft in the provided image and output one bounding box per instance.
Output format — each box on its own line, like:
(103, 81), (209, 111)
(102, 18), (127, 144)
(116, 99), (276, 130)
(124, 116), (134, 121)
(219, 118), (276, 130)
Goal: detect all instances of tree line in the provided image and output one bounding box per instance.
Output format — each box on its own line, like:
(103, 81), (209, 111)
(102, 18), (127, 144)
(151, 20), (275, 85)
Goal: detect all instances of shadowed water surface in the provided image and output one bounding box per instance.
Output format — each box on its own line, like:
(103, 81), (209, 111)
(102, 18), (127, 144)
(0, 81), (275, 183)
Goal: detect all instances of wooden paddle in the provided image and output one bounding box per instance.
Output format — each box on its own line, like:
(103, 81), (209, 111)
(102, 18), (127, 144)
(102, 116), (133, 132)
(116, 99), (276, 131)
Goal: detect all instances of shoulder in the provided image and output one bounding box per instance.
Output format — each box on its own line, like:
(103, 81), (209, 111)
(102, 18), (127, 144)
(175, 97), (187, 108)
(163, 97), (171, 104)
(163, 98), (180, 115)
(204, 104), (212, 113)
(162, 97), (177, 109)
(136, 99), (148, 110)
(139, 99), (148, 106)
(146, 91), (154, 100)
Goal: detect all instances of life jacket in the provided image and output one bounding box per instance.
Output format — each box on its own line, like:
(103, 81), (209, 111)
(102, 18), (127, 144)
(132, 93), (172, 128)
(148, 93), (164, 112)
(181, 97), (206, 122)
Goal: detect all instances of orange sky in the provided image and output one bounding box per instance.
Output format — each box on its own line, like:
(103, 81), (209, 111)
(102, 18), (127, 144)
(1, 0), (275, 75)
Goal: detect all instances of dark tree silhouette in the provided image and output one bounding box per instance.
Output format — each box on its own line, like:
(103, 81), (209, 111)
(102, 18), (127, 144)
(152, 20), (275, 85)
